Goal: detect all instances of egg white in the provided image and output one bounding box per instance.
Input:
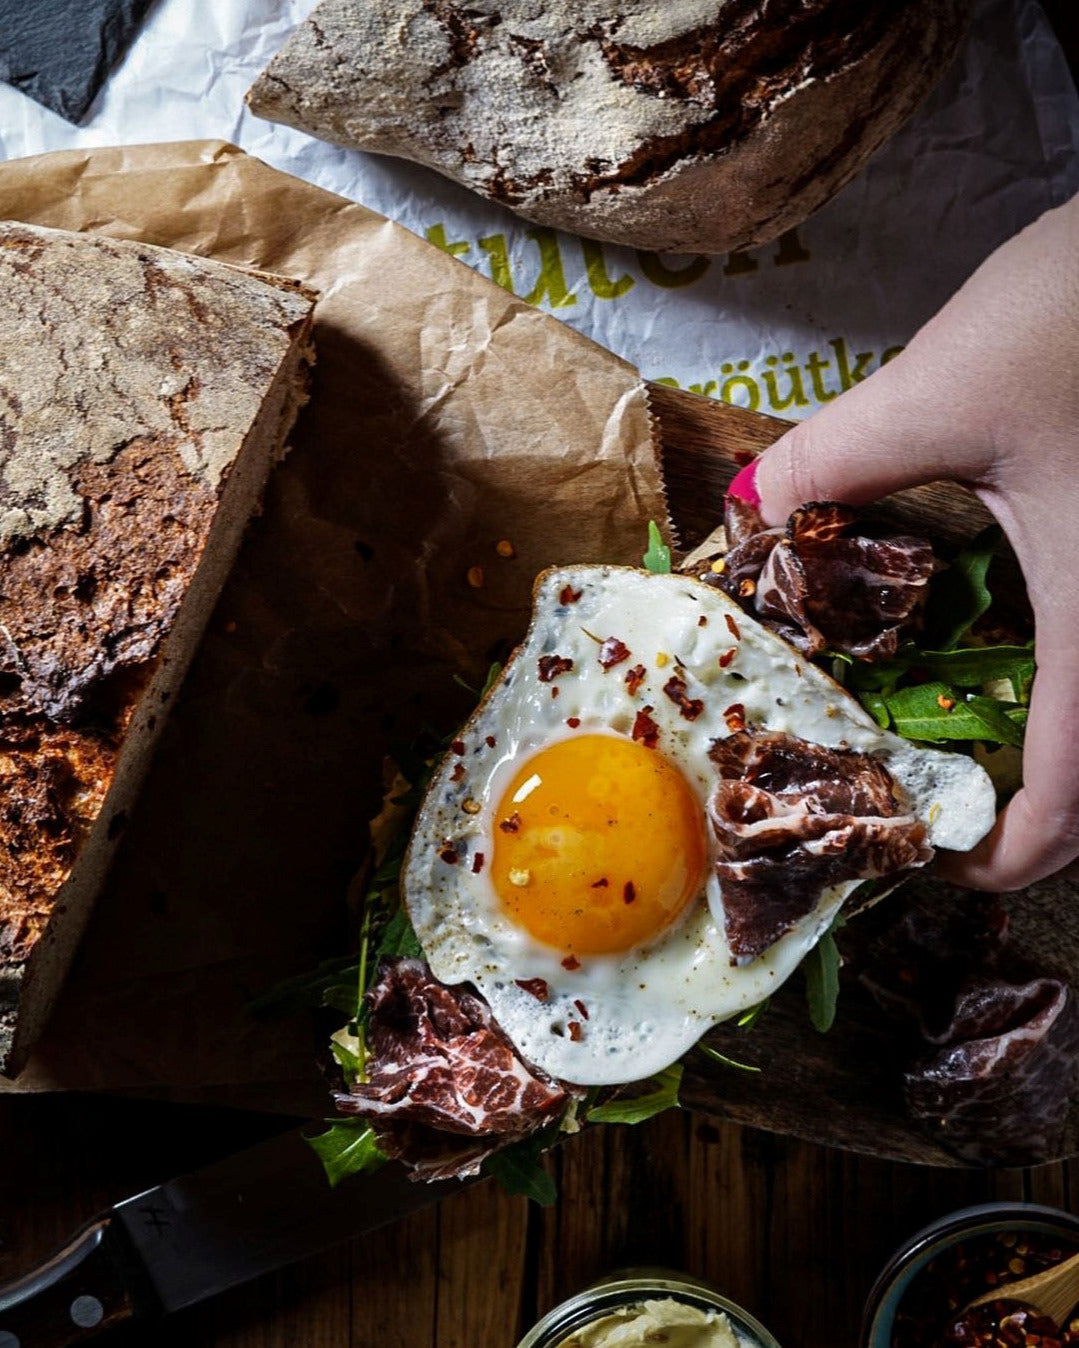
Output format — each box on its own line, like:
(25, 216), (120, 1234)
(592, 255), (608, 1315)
(403, 566), (997, 1086)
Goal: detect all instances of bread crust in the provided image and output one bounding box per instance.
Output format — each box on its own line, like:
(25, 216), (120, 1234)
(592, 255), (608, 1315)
(0, 223), (315, 1071)
(247, 0), (972, 254)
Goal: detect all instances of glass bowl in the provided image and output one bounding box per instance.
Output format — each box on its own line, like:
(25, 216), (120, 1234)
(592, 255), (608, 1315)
(517, 1269), (781, 1347)
(861, 1201), (1079, 1347)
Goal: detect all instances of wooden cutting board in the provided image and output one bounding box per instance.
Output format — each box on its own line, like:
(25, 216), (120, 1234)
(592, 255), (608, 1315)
(648, 380), (1077, 1168)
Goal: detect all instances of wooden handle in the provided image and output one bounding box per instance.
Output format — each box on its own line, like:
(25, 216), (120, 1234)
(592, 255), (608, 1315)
(0, 1218), (146, 1347)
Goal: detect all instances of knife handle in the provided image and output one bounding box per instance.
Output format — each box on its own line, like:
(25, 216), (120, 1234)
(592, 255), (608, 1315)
(0, 1217), (148, 1347)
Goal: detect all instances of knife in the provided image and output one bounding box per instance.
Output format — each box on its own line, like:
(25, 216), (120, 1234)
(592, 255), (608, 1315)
(0, 1126), (459, 1347)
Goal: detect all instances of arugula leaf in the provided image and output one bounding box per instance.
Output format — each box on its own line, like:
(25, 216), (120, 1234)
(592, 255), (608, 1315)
(246, 955), (361, 1019)
(330, 1037), (362, 1082)
(805, 919), (842, 1034)
(306, 1120), (385, 1188)
(859, 689), (891, 729)
(924, 525), (1001, 650)
(374, 907), (424, 962)
(884, 682), (1025, 747)
(737, 998), (770, 1031)
(483, 1138), (558, 1207)
(849, 645), (1035, 697)
(643, 520), (672, 574)
(698, 1043), (761, 1073)
(587, 1064), (683, 1125)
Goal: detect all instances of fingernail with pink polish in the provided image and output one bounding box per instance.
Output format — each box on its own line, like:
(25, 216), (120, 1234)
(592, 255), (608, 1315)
(726, 458), (761, 508)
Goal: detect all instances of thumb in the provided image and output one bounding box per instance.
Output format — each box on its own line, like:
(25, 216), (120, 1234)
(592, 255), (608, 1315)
(749, 341), (995, 527)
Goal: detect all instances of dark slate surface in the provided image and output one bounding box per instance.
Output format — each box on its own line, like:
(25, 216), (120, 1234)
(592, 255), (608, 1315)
(0, 0), (156, 124)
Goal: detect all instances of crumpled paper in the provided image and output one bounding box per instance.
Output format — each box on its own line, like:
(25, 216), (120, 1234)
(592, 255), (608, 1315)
(0, 0), (1074, 412)
(0, 140), (663, 1110)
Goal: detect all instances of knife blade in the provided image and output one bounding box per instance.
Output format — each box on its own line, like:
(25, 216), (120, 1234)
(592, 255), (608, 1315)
(0, 1125), (461, 1347)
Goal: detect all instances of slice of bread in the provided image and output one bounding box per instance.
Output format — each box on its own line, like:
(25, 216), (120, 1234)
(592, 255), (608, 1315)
(0, 223), (315, 1075)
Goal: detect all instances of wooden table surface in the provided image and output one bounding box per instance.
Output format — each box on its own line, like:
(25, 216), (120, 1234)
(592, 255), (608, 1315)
(3, 9), (1078, 1348)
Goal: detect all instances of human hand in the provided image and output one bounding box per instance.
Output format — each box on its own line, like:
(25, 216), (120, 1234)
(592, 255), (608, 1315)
(728, 195), (1079, 891)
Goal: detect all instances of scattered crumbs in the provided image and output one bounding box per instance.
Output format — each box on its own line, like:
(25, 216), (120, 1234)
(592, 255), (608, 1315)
(509, 867), (532, 887)
(466, 565), (484, 589)
(825, 705), (837, 718)
(495, 538), (516, 558)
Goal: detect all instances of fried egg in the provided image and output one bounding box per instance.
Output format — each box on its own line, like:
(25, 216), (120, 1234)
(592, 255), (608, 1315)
(403, 566), (996, 1086)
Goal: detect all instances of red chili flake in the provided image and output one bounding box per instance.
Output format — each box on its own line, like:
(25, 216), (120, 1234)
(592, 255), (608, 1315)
(574, 999), (590, 1020)
(566, 716), (581, 728)
(562, 954), (581, 971)
(568, 1021), (583, 1042)
(516, 978), (550, 1002)
(551, 686), (560, 699)
(451, 739), (466, 755)
(663, 673), (704, 721)
(485, 734), (496, 747)
(937, 693), (956, 711)
(724, 702), (747, 733)
(734, 449), (754, 466)
(738, 578), (757, 599)
(450, 762), (466, 782)
(632, 706), (660, 748)
(439, 845), (459, 864)
(623, 881), (636, 904)
(598, 636), (631, 669)
(591, 877), (609, 888)
(472, 852), (485, 874)
(625, 664), (647, 696)
(499, 812), (521, 833)
(538, 654), (573, 682)
(718, 648), (737, 669)
(724, 613), (741, 640)
(559, 584), (583, 605)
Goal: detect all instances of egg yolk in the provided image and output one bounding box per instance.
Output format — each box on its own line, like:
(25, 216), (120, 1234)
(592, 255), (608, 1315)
(490, 733), (706, 956)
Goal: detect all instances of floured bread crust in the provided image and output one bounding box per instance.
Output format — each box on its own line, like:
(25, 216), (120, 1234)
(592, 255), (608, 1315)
(248, 0), (972, 253)
(0, 223), (315, 1073)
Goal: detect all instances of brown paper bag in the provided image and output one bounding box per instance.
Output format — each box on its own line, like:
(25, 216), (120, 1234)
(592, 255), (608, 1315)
(0, 140), (666, 1112)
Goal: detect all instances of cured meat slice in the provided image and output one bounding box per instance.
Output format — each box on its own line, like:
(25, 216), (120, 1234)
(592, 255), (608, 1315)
(708, 731), (930, 962)
(714, 498), (934, 660)
(862, 892), (1079, 1165)
(904, 977), (1079, 1166)
(335, 957), (573, 1178)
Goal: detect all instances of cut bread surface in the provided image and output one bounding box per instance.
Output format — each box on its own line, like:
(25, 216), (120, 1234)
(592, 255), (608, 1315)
(0, 223), (316, 1075)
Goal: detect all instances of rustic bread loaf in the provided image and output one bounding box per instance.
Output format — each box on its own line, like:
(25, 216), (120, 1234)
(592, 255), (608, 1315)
(247, 0), (971, 254)
(0, 223), (315, 1075)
